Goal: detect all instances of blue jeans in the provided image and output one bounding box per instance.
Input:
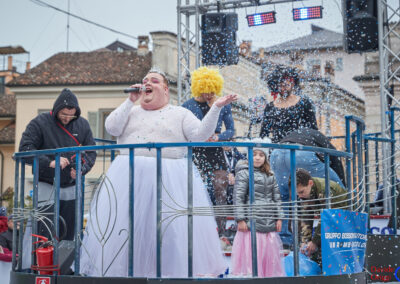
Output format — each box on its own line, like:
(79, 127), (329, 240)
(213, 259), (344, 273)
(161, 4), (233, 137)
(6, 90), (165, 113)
(270, 148), (345, 245)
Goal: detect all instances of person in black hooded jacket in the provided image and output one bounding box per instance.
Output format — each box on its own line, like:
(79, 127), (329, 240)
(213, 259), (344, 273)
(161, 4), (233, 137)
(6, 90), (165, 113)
(19, 88), (96, 241)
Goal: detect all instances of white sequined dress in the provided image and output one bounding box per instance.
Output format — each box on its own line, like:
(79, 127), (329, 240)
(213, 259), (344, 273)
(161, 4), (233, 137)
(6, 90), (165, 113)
(80, 99), (227, 277)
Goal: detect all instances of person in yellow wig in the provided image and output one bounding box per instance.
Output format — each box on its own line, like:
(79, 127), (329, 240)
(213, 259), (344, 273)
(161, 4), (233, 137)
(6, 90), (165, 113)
(182, 66), (236, 241)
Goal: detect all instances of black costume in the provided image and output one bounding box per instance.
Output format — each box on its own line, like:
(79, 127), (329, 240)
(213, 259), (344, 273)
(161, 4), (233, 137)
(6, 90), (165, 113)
(260, 95), (318, 143)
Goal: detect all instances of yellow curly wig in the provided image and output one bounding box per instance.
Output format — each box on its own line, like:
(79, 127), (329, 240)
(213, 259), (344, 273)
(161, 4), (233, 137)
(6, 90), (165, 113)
(190, 67), (224, 98)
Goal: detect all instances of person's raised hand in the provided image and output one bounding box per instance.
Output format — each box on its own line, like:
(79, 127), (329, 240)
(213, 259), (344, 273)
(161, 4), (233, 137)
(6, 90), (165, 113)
(128, 84), (144, 103)
(214, 94), (238, 107)
(206, 134), (219, 142)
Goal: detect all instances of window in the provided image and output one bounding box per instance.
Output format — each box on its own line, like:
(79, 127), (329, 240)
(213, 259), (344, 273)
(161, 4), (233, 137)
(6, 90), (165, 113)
(0, 76), (5, 95)
(325, 61), (335, 76)
(306, 59), (321, 74)
(289, 52), (304, 64)
(336, 57), (343, 71)
(99, 110), (114, 140)
(38, 109), (51, 114)
(88, 109), (115, 141)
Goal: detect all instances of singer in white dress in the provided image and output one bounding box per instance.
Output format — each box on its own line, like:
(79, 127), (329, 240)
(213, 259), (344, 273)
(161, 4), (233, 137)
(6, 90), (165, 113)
(79, 70), (237, 277)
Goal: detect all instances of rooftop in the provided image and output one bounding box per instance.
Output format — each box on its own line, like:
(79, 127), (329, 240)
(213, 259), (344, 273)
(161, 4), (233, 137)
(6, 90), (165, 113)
(0, 122), (15, 144)
(0, 46), (28, 55)
(0, 94), (16, 117)
(8, 50), (152, 87)
(263, 25), (344, 53)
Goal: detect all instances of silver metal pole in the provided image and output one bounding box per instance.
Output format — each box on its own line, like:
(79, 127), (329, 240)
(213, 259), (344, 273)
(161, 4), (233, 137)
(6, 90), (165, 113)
(156, 148), (162, 277)
(377, 0), (390, 214)
(185, 0), (191, 101)
(187, 147), (193, 277)
(195, 0), (200, 68)
(177, 0), (183, 105)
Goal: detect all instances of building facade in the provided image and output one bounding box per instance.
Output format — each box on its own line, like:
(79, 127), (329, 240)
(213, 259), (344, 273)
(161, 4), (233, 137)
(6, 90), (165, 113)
(0, 46), (30, 207)
(256, 24), (366, 101)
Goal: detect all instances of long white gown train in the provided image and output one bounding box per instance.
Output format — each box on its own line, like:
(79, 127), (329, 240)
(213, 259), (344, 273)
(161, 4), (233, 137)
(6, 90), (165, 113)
(80, 155), (227, 277)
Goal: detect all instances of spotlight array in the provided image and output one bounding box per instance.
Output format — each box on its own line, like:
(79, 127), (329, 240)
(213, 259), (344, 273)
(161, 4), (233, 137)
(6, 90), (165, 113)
(293, 6), (323, 21)
(246, 12), (276, 27)
(246, 5), (323, 27)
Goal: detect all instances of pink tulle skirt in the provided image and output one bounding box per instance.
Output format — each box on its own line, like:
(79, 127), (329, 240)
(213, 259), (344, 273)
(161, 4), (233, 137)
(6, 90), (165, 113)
(231, 231), (285, 277)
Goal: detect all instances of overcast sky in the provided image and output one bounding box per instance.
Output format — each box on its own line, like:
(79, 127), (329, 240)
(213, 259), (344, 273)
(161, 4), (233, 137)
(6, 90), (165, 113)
(1, 0), (344, 70)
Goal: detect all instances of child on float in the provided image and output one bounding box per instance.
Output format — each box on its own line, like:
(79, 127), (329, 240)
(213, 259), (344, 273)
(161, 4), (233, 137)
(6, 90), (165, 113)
(231, 140), (285, 277)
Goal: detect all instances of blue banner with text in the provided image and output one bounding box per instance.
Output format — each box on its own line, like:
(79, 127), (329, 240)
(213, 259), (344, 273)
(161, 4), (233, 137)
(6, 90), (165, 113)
(321, 209), (368, 275)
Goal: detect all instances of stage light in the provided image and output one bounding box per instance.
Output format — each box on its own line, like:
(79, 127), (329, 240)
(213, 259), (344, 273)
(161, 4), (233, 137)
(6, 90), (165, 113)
(293, 6), (323, 21)
(246, 12), (276, 27)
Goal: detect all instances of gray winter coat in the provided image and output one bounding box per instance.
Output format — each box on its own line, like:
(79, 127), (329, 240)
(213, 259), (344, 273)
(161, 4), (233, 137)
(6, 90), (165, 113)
(233, 160), (284, 233)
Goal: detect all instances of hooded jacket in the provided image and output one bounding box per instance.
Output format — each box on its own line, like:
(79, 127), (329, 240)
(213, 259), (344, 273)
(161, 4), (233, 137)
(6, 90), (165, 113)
(280, 128), (346, 187)
(19, 88), (96, 187)
(233, 160), (284, 233)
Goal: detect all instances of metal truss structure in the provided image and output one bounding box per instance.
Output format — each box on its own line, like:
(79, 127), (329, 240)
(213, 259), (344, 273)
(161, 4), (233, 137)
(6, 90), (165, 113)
(177, 0), (399, 212)
(176, 0), (305, 104)
(378, 0), (400, 213)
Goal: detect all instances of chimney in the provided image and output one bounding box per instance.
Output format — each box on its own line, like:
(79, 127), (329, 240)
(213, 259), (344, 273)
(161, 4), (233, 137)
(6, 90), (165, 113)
(150, 31), (178, 78)
(26, 61), (31, 71)
(239, 41), (252, 57)
(7, 56), (12, 71)
(258, 48), (265, 60)
(137, 35), (149, 56)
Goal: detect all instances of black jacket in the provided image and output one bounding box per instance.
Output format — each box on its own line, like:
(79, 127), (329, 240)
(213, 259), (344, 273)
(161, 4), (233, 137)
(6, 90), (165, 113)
(19, 88), (96, 187)
(280, 128), (346, 187)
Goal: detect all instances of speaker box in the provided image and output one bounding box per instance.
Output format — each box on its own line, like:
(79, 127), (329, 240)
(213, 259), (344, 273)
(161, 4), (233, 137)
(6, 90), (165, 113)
(201, 13), (239, 66)
(365, 235), (400, 283)
(344, 0), (378, 53)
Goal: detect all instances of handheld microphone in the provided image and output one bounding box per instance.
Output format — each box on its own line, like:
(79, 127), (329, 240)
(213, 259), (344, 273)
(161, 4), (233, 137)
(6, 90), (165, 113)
(123, 86), (145, 93)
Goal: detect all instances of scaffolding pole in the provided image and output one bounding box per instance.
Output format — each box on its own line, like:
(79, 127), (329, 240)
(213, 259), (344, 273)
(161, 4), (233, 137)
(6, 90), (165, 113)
(378, 0), (400, 214)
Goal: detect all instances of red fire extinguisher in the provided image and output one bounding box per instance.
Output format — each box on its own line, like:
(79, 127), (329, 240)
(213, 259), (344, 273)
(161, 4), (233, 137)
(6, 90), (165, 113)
(31, 234), (58, 275)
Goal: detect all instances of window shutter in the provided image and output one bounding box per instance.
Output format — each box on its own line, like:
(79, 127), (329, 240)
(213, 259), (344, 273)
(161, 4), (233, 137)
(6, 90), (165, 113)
(88, 111), (99, 138)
